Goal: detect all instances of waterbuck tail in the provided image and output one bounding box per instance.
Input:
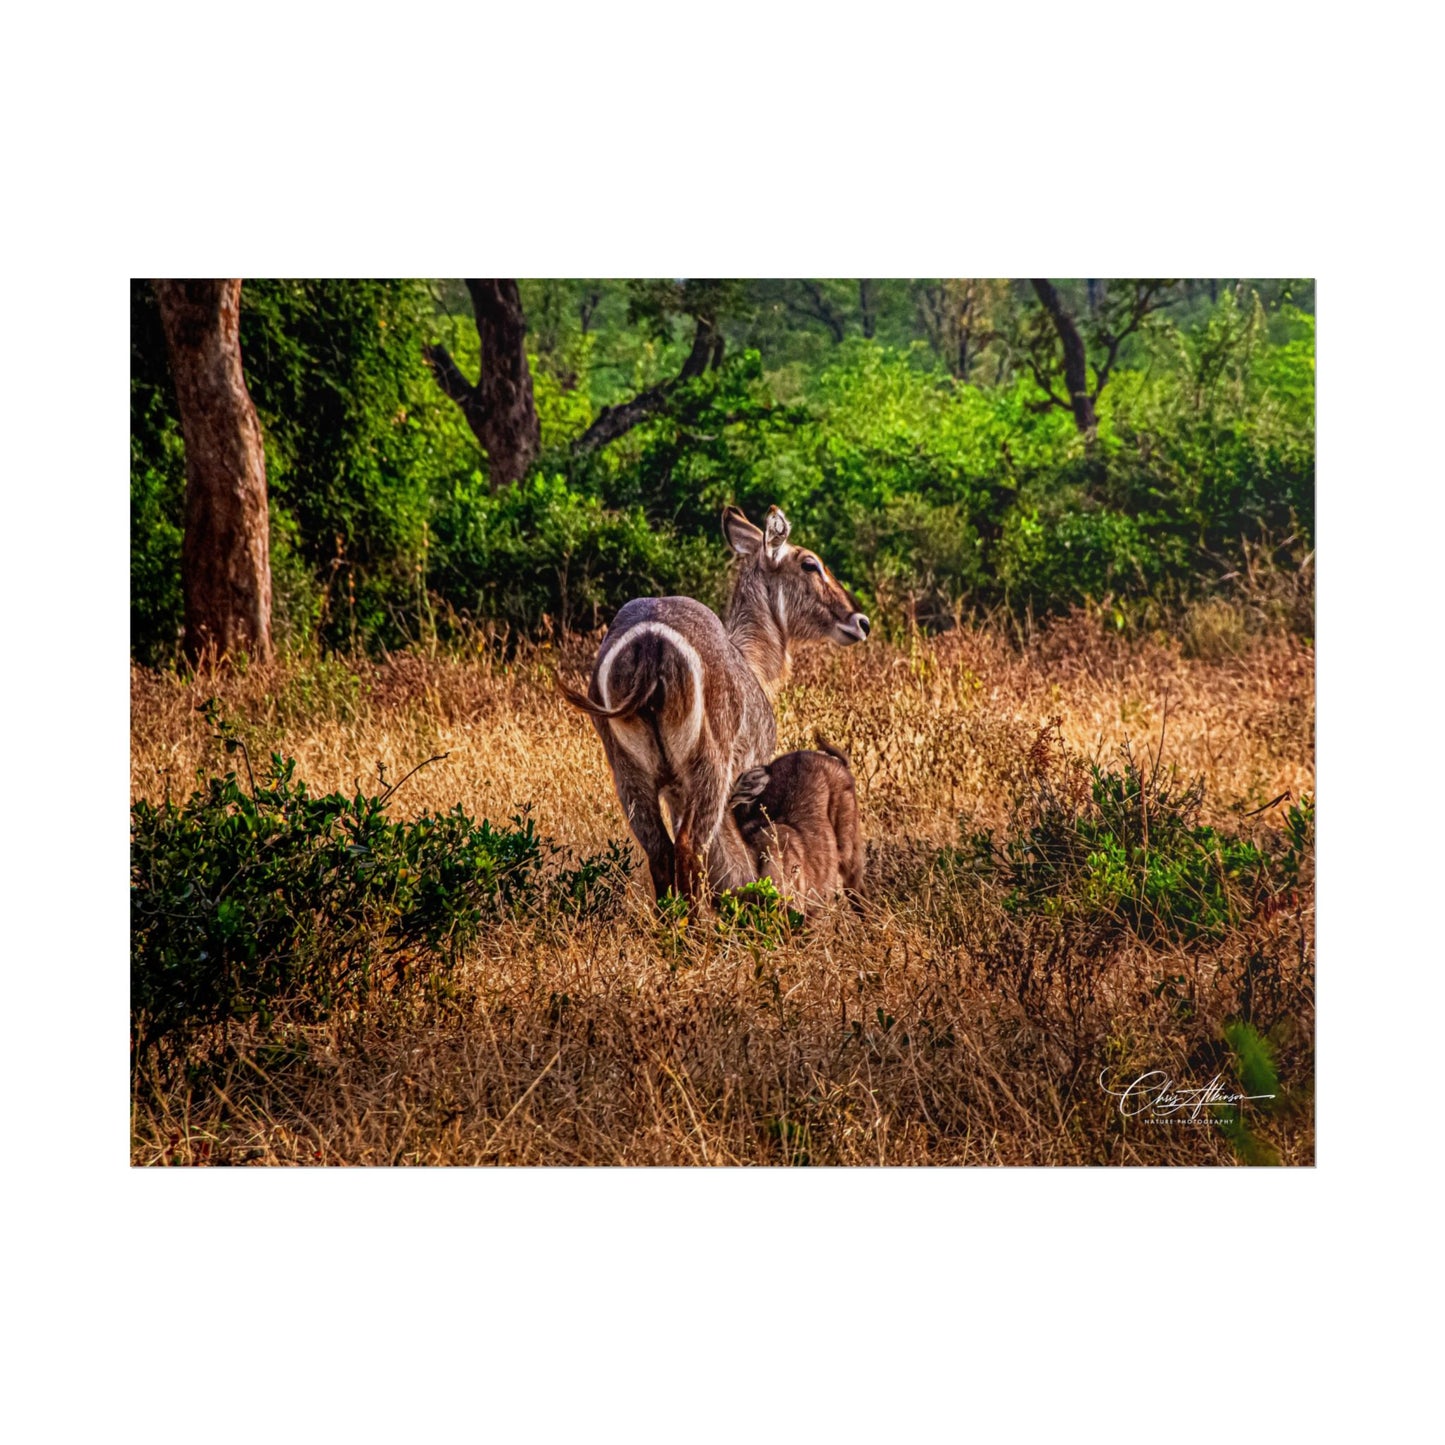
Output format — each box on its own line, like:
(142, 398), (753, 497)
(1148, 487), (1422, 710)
(558, 671), (656, 720)
(814, 731), (851, 767)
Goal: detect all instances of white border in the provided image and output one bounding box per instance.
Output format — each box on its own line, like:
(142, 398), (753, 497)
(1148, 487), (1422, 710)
(6, 3), (1440, 1438)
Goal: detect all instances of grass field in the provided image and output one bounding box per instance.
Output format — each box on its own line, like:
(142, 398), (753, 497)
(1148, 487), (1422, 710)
(130, 612), (1314, 1165)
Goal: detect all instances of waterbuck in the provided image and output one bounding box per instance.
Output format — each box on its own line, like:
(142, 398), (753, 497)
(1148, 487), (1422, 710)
(560, 504), (870, 904)
(729, 736), (863, 918)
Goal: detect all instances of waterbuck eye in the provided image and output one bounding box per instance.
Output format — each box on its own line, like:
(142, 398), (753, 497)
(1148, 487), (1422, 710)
(802, 557), (823, 576)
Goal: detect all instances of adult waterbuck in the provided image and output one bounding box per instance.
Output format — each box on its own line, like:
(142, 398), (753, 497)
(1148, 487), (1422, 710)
(560, 504), (870, 904)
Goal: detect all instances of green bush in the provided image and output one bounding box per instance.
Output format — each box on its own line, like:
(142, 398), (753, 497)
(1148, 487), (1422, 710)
(131, 281), (1314, 658)
(130, 752), (631, 1075)
(995, 504), (1173, 617)
(130, 284), (187, 665)
(431, 472), (725, 635)
(965, 728), (1313, 943)
(715, 877), (804, 945)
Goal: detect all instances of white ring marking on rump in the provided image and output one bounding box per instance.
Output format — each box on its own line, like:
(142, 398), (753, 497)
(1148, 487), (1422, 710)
(595, 620), (706, 761)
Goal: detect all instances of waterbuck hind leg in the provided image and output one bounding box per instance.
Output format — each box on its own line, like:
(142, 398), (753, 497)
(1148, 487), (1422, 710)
(606, 748), (676, 903)
(672, 759), (737, 905)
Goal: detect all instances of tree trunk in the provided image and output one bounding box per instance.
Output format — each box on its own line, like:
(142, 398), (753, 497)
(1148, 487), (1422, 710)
(152, 279), (273, 665)
(804, 282), (846, 343)
(859, 279), (876, 339)
(1031, 278), (1097, 434)
(424, 279), (540, 490)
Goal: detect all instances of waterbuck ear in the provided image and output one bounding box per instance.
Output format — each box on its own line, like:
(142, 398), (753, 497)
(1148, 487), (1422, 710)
(764, 505), (792, 563)
(722, 505), (764, 558)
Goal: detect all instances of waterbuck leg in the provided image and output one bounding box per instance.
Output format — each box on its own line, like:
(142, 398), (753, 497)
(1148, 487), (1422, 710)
(606, 753), (675, 902)
(672, 764), (737, 904)
(673, 831), (701, 902)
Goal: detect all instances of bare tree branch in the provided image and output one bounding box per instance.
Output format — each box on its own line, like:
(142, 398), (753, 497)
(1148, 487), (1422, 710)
(574, 314), (722, 453)
(422, 343), (483, 411)
(1090, 280), (1172, 400)
(783, 281), (847, 343)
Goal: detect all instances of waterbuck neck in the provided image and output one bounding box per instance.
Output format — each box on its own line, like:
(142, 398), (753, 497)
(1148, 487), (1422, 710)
(725, 574), (791, 699)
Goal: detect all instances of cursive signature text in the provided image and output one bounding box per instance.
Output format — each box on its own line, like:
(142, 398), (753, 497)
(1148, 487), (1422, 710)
(1099, 1068), (1275, 1121)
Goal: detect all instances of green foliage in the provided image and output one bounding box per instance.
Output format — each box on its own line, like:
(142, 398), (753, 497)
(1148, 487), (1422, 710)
(995, 504), (1170, 617)
(1225, 1020), (1280, 1101)
(1220, 1021), (1283, 1165)
(130, 281), (187, 665)
(131, 279), (1314, 661)
(626, 278), (747, 337)
(715, 877), (804, 945)
(1103, 295), (1316, 556)
(131, 751), (630, 1076)
(652, 889), (694, 963)
(431, 472), (725, 635)
(967, 731), (1307, 943)
(238, 279), (476, 651)
(593, 349), (807, 531)
(552, 838), (635, 916)
(1282, 794), (1315, 875)
(762, 1113), (812, 1166)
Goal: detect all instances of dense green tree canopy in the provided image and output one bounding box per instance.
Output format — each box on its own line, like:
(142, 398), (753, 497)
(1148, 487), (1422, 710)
(132, 279), (1314, 665)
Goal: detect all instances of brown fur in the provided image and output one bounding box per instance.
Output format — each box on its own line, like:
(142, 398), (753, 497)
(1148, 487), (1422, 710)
(730, 735), (864, 917)
(561, 506), (869, 905)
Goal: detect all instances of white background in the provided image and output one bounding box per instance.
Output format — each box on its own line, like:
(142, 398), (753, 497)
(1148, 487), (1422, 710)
(2, 2), (1439, 1439)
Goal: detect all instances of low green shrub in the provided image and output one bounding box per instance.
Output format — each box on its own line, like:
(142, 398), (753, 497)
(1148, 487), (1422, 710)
(130, 752), (631, 1077)
(552, 837), (635, 916)
(964, 725), (1312, 943)
(715, 877), (804, 945)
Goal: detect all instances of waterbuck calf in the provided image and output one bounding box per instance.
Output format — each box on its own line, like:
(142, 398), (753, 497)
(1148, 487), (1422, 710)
(560, 505), (870, 904)
(729, 737), (863, 917)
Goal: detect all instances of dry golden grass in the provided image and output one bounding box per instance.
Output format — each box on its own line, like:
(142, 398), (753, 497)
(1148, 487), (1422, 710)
(130, 614), (1314, 1166)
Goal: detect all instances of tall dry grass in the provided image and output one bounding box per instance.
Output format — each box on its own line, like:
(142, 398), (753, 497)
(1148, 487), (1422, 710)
(130, 613), (1314, 1165)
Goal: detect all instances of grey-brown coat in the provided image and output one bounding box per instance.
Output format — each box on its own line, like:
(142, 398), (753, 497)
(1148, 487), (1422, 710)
(729, 737), (864, 917)
(561, 506), (869, 904)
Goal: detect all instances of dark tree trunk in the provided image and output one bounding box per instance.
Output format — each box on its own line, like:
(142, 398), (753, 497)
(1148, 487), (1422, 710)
(152, 279), (273, 666)
(1031, 278), (1097, 434)
(424, 279), (540, 490)
(859, 279), (876, 339)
